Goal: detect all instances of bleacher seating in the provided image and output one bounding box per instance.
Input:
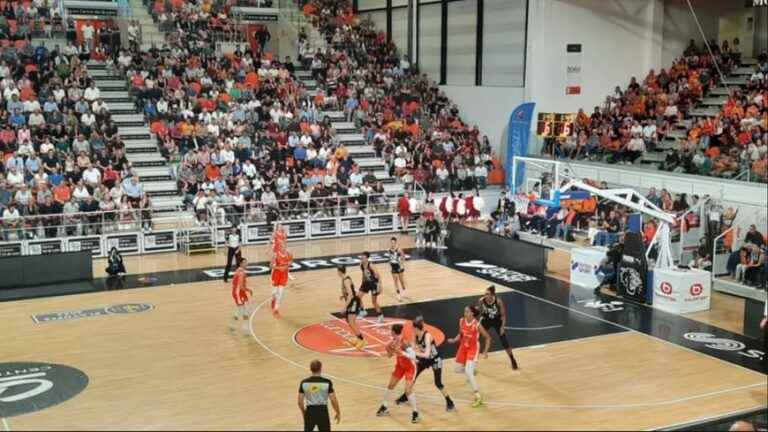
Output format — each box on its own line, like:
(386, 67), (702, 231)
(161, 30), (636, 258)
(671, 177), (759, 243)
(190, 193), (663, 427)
(547, 40), (767, 183)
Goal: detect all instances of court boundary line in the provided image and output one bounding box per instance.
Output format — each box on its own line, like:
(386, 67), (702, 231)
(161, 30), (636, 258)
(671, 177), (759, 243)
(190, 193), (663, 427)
(496, 282), (768, 379)
(1, 416), (10, 432)
(649, 405), (768, 431)
(431, 256), (766, 377)
(248, 296), (766, 410)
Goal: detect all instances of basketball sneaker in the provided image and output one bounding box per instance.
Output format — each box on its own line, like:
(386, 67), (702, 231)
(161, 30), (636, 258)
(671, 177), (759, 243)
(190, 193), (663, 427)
(377, 314), (384, 324)
(354, 338), (366, 350)
(376, 406), (390, 417)
(471, 394), (484, 408)
(446, 399), (456, 412)
(411, 411), (420, 423)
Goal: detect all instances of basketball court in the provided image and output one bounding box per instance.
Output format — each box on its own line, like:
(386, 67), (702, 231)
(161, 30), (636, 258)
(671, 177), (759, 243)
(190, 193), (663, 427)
(1, 234), (765, 430)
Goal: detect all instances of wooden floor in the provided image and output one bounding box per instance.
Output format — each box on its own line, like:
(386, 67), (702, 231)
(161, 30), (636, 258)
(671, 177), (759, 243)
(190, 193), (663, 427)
(2, 235), (765, 430)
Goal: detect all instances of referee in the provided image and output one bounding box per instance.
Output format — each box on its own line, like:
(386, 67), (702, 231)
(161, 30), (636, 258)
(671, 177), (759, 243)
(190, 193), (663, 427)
(223, 227), (242, 283)
(298, 360), (340, 432)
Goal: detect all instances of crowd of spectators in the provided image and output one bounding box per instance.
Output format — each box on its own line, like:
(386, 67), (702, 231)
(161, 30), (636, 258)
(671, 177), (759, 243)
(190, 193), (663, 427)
(108, 0), (406, 227)
(0, 17), (158, 240)
(300, 0), (496, 194)
(0, 0), (63, 42)
(546, 39), (767, 183)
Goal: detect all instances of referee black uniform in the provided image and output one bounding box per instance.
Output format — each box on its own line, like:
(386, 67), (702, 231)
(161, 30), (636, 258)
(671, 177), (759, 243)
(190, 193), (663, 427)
(223, 229), (242, 283)
(299, 374), (335, 431)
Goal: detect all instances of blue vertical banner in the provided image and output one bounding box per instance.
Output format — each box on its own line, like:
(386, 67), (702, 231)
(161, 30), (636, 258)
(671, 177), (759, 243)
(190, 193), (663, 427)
(507, 102), (536, 192)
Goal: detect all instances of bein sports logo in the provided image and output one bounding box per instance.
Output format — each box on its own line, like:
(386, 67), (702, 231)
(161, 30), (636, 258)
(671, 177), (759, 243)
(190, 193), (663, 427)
(454, 260), (537, 283)
(683, 333), (764, 360)
(571, 261), (598, 275)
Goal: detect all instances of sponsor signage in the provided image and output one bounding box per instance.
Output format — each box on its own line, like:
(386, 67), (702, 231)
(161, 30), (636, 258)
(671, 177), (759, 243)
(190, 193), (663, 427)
(32, 303), (154, 324)
(200, 251), (405, 279)
(340, 216), (367, 235)
(454, 260), (538, 283)
(231, 6), (279, 21)
(239, 13), (278, 21)
(310, 218), (337, 238)
(684, 333), (764, 360)
(569, 247), (606, 288)
(566, 43), (582, 95)
(652, 268), (711, 314)
(245, 223), (273, 244)
(67, 236), (103, 257)
(105, 233), (140, 254)
(65, 6), (118, 16)
(369, 214), (396, 233)
(0, 362), (89, 417)
(284, 221), (307, 240)
(26, 239), (65, 255)
(143, 230), (176, 252)
(0, 241), (24, 257)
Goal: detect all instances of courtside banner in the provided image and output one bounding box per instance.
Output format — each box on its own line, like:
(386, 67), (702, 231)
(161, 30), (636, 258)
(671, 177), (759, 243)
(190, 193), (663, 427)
(310, 218), (338, 239)
(507, 102), (536, 191)
(245, 223), (273, 244)
(105, 233), (140, 254)
(339, 216), (367, 236)
(67, 236), (104, 257)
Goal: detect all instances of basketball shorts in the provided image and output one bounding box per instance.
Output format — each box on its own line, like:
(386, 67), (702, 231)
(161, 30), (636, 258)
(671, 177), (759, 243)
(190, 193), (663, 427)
(393, 359), (416, 383)
(233, 291), (250, 306)
(455, 343), (479, 366)
(345, 296), (362, 316)
(390, 263), (404, 274)
(271, 269), (289, 286)
(360, 280), (380, 296)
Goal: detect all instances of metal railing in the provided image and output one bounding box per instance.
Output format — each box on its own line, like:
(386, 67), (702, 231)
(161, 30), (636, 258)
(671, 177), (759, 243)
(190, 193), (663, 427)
(1, 207), (155, 241)
(711, 226), (735, 278)
(197, 192), (395, 227)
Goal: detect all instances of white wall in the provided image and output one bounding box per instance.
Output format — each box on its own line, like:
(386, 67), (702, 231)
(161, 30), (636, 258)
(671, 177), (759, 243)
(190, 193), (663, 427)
(524, 0), (725, 120)
(718, 2), (756, 58)
(439, 85), (525, 158)
(525, 0), (667, 114)
(661, 0), (721, 67)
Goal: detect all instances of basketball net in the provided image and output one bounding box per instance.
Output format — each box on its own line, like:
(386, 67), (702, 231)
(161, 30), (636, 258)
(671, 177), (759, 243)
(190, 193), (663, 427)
(648, 222), (675, 270)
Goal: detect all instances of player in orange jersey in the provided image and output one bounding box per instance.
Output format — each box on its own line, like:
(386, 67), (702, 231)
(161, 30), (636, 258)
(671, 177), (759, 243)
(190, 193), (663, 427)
(270, 240), (293, 317)
(376, 323), (420, 424)
(271, 222), (287, 252)
(230, 258), (253, 334)
(447, 305), (490, 407)
(271, 223), (294, 281)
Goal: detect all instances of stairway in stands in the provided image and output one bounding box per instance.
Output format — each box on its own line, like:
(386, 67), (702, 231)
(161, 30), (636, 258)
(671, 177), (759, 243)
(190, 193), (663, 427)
(128, 0), (166, 49)
(292, 67), (405, 196)
(641, 57), (758, 168)
(85, 62), (183, 214)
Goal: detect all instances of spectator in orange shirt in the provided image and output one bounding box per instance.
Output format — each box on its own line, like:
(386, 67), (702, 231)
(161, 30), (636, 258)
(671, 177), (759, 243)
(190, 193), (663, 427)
(53, 180), (72, 205)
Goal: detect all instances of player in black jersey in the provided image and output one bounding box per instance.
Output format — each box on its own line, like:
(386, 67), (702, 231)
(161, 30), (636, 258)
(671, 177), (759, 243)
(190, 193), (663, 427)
(477, 285), (519, 369)
(337, 266), (365, 350)
(387, 237), (408, 302)
(359, 252), (384, 323)
(395, 316), (456, 412)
